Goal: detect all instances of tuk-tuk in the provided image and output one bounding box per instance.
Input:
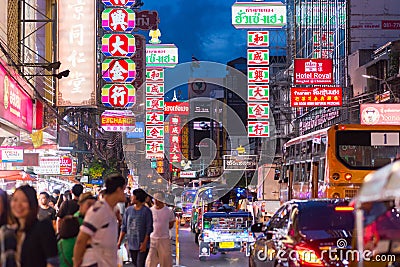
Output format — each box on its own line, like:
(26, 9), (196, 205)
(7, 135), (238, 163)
(352, 161), (400, 267)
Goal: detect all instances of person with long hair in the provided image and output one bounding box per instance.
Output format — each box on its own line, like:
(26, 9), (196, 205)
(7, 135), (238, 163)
(0, 189), (17, 267)
(10, 185), (59, 267)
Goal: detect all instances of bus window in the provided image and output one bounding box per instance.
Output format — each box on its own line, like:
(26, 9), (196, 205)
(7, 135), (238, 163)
(319, 159), (325, 182)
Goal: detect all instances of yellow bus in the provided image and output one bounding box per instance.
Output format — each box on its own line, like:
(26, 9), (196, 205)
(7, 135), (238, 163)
(280, 124), (400, 202)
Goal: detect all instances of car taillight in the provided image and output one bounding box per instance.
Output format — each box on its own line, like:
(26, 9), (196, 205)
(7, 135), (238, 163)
(335, 206), (354, 212)
(294, 244), (324, 266)
(344, 173), (352, 181)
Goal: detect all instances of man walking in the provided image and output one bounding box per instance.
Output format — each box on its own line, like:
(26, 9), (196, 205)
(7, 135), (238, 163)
(146, 191), (176, 267)
(57, 184), (84, 232)
(38, 192), (57, 223)
(117, 188), (153, 267)
(73, 173), (126, 267)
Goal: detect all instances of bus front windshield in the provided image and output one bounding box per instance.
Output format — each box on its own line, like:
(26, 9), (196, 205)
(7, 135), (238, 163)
(336, 131), (400, 169)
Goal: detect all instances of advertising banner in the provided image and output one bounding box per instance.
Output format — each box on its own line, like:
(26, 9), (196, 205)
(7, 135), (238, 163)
(164, 102), (189, 115)
(0, 147), (24, 162)
(223, 155), (258, 171)
(126, 122), (145, 138)
(34, 157), (61, 175)
(291, 87), (342, 107)
(60, 156), (73, 175)
(0, 61), (33, 132)
(294, 59), (333, 85)
(360, 104), (400, 125)
(146, 44), (178, 68)
(58, 0), (96, 106)
(101, 110), (135, 132)
(232, 2), (286, 28)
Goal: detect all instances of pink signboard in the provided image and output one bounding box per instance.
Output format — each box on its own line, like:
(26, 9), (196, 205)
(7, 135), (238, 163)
(102, 8), (135, 32)
(291, 87), (342, 107)
(360, 104), (400, 125)
(0, 61), (33, 132)
(102, 59), (136, 83)
(102, 34), (136, 57)
(294, 59), (333, 85)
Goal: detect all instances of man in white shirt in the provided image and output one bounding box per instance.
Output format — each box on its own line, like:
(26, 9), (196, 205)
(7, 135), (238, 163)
(73, 173), (126, 267)
(146, 191), (176, 267)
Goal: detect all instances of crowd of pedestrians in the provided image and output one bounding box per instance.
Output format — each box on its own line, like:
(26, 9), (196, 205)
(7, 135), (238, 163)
(0, 173), (176, 267)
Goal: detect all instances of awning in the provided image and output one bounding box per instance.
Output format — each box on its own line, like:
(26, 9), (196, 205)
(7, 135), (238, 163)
(0, 170), (35, 181)
(357, 160), (400, 203)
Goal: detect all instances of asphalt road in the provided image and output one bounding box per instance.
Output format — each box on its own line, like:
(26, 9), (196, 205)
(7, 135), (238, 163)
(124, 225), (249, 267)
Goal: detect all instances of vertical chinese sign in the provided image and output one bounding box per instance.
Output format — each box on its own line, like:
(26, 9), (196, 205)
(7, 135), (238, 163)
(100, 1), (137, 132)
(58, 1), (96, 106)
(145, 41), (179, 159)
(232, 2), (287, 138)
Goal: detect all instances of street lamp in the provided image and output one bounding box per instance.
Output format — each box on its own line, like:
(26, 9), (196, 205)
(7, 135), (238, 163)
(362, 74), (398, 102)
(27, 69), (70, 79)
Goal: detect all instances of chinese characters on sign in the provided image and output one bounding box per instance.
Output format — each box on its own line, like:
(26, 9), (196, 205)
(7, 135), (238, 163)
(101, 84), (136, 108)
(294, 59), (333, 85)
(290, 87), (342, 107)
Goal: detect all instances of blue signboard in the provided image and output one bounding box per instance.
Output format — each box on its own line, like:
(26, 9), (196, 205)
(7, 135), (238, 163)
(91, 179), (104, 185)
(126, 122), (145, 138)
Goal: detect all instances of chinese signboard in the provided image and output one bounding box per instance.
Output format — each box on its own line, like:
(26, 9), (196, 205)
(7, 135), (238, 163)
(145, 97), (164, 110)
(146, 125), (164, 139)
(102, 8), (135, 32)
(290, 87), (342, 107)
(102, 59), (136, 83)
(247, 31), (269, 47)
(102, 0), (135, 7)
(58, 0), (96, 106)
(248, 121), (269, 137)
(223, 155), (258, 171)
(248, 67), (269, 83)
(101, 84), (136, 108)
(248, 103), (269, 119)
(101, 110), (135, 132)
(145, 140), (164, 159)
(248, 85), (269, 101)
(294, 59), (333, 85)
(360, 104), (400, 125)
(232, 2), (286, 28)
(146, 111), (164, 125)
(146, 83), (164, 96)
(146, 68), (164, 82)
(102, 34), (136, 57)
(146, 44), (178, 68)
(247, 49), (269, 65)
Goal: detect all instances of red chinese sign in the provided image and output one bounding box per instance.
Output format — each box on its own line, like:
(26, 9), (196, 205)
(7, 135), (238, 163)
(101, 84), (136, 108)
(102, 34), (135, 57)
(290, 87), (342, 107)
(294, 59), (333, 85)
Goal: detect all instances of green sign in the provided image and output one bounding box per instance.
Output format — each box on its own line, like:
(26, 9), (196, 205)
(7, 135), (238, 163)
(232, 2), (286, 29)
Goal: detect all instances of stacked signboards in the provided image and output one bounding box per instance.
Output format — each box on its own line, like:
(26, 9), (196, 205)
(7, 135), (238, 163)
(232, 1), (287, 138)
(100, 0), (137, 132)
(291, 59), (342, 107)
(144, 36), (179, 160)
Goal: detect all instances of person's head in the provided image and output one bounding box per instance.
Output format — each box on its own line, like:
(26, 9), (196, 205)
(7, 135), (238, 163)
(52, 189), (60, 198)
(131, 188), (146, 205)
(38, 192), (50, 207)
(58, 215), (80, 239)
(71, 184), (84, 199)
(145, 194), (153, 206)
(153, 191), (166, 207)
(11, 185), (38, 231)
(0, 189), (9, 226)
(104, 173), (126, 203)
(63, 190), (71, 201)
(78, 192), (97, 215)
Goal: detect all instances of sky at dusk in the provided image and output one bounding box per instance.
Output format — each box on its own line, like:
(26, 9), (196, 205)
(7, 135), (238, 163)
(143, 0), (248, 65)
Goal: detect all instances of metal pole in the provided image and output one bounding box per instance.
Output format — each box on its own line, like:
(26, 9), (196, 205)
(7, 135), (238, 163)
(175, 217), (180, 266)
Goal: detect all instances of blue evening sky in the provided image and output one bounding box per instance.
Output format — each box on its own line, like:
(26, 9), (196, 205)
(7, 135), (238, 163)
(143, 0), (247, 65)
